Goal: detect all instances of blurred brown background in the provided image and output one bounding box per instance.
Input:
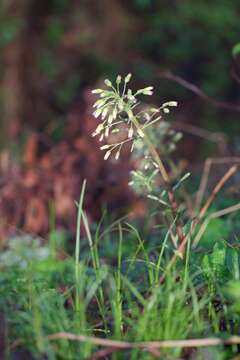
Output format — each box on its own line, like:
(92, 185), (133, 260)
(0, 0), (240, 241)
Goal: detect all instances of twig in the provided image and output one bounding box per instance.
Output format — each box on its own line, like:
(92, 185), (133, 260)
(47, 332), (240, 349)
(195, 158), (240, 211)
(172, 122), (226, 145)
(158, 71), (240, 113)
(195, 159), (212, 212)
(198, 165), (237, 219)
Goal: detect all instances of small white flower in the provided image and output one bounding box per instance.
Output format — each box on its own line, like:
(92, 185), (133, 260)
(128, 127), (134, 138)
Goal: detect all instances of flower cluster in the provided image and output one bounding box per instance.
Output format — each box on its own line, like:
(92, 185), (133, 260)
(92, 73), (178, 161)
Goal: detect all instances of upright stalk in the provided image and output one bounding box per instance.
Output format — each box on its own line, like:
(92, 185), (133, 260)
(128, 108), (185, 247)
(75, 179), (87, 312)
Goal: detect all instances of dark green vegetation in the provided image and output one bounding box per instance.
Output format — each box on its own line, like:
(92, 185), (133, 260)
(1, 195), (240, 359)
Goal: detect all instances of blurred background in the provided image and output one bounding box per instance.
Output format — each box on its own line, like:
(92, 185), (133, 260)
(0, 0), (239, 243)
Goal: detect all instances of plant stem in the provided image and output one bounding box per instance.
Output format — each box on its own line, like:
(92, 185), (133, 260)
(75, 179), (87, 312)
(128, 108), (185, 247)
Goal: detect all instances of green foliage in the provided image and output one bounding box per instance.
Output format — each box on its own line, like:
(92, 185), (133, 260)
(45, 19), (65, 46)
(201, 218), (231, 250)
(0, 236), (50, 268)
(133, 0), (240, 95)
(0, 19), (22, 48)
(1, 209), (240, 359)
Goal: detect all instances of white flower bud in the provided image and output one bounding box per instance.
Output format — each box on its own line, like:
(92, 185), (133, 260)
(116, 75), (122, 84)
(127, 89), (135, 101)
(92, 89), (103, 94)
(128, 127), (134, 138)
(104, 150), (111, 160)
(104, 79), (112, 87)
(163, 101), (178, 107)
(101, 107), (108, 119)
(163, 108), (170, 114)
(144, 86), (153, 91)
(93, 108), (102, 118)
(115, 150), (120, 160)
(142, 90), (153, 96)
(108, 114), (113, 124)
(174, 132), (183, 141)
(100, 92), (109, 98)
(168, 101), (178, 107)
(100, 144), (111, 150)
(124, 73), (132, 83)
(93, 99), (107, 108)
(136, 86), (154, 96)
(112, 107), (117, 119)
(95, 123), (104, 134)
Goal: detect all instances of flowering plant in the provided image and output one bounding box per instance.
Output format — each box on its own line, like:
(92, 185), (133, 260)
(92, 74), (187, 248)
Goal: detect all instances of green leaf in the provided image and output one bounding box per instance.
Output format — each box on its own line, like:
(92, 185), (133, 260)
(225, 280), (240, 299)
(226, 247), (240, 280)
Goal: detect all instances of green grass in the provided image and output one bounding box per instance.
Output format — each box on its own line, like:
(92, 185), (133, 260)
(1, 197), (240, 359)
